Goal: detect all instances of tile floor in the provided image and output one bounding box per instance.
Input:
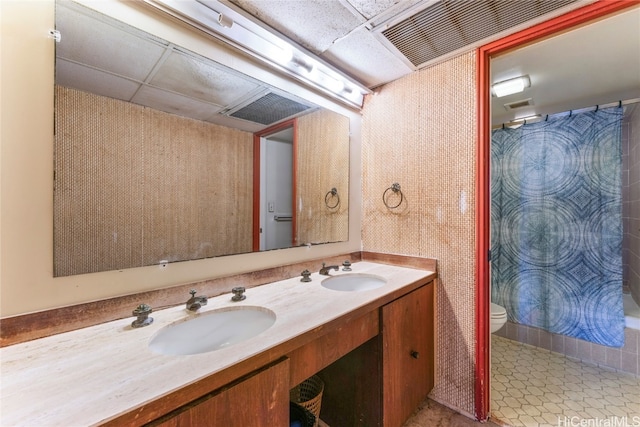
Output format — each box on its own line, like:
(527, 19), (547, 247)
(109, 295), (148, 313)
(318, 397), (498, 427)
(491, 335), (640, 427)
(403, 398), (500, 427)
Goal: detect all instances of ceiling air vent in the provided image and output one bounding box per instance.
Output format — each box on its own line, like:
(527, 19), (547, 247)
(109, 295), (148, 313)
(504, 98), (534, 110)
(229, 92), (312, 125)
(381, 0), (578, 68)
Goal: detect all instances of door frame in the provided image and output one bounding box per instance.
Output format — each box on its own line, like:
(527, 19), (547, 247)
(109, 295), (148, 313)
(252, 119), (298, 252)
(474, 0), (639, 420)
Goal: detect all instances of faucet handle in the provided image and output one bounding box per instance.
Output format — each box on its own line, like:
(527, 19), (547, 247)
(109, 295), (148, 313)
(342, 260), (352, 271)
(131, 304), (153, 328)
(231, 286), (246, 301)
(133, 303), (152, 316)
(301, 270), (312, 282)
(186, 290), (207, 311)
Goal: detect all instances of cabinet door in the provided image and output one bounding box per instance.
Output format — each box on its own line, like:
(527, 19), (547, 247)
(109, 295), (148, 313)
(382, 283), (434, 427)
(152, 358), (289, 427)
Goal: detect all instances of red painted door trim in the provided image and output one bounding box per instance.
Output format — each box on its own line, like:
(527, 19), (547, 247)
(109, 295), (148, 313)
(252, 119), (298, 252)
(475, 0), (640, 420)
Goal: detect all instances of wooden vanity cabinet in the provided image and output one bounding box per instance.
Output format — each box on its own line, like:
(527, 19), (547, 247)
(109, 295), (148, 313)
(381, 283), (435, 427)
(142, 280), (435, 427)
(317, 281), (435, 427)
(149, 358), (289, 427)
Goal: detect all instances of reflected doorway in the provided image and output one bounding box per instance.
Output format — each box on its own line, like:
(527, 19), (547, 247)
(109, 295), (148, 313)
(253, 119), (297, 251)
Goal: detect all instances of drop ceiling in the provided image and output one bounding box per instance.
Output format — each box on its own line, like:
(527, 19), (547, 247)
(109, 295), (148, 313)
(55, 0), (317, 132)
(224, 0), (638, 124)
(226, 0), (586, 88)
(56, 0), (640, 128)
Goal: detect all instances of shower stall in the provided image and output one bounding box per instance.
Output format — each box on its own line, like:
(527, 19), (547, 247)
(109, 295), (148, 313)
(490, 101), (640, 374)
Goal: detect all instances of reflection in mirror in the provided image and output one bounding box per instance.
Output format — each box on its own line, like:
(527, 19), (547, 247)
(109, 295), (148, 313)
(53, 0), (349, 277)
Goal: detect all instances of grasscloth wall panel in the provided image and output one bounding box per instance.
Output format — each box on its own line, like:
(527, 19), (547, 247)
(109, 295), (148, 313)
(54, 86), (253, 276)
(297, 109), (349, 245)
(361, 52), (477, 416)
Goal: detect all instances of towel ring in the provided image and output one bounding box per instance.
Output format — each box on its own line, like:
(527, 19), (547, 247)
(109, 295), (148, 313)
(325, 188), (340, 209)
(383, 183), (403, 209)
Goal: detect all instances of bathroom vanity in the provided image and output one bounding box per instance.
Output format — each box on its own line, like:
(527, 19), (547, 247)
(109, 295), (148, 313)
(0, 261), (435, 427)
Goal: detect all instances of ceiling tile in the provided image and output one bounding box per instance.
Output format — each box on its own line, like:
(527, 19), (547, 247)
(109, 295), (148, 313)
(230, 0), (363, 54)
(344, 0), (402, 20)
(131, 86), (223, 121)
(205, 115), (264, 133)
(55, 59), (142, 101)
(56, 2), (168, 82)
(322, 27), (412, 88)
(149, 50), (262, 106)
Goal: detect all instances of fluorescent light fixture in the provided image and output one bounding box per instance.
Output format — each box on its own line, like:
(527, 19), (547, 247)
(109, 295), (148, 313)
(492, 75), (530, 98)
(143, 0), (371, 108)
(512, 114), (541, 124)
(516, 114), (541, 121)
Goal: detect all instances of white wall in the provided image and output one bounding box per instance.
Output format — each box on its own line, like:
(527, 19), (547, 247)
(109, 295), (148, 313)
(623, 105), (640, 305)
(0, 0), (362, 317)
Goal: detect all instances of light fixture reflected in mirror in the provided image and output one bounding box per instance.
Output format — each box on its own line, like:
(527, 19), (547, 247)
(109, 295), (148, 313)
(145, 0), (370, 107)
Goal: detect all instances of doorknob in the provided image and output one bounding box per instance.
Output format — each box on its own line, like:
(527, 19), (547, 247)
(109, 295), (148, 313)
(410, 350), (419, 359)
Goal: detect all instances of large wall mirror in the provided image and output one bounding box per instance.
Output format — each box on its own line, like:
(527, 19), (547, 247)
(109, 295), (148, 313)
(54, 0), (350, 277)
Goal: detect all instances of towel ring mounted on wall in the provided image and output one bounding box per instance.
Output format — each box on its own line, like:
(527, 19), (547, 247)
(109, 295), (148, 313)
(383, 183), (403, 209)
(325, 188), (340, 209)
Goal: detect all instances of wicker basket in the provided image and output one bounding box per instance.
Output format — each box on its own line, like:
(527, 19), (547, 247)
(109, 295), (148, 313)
(290, 402), (316, 427)
(290, 375), (324, 427)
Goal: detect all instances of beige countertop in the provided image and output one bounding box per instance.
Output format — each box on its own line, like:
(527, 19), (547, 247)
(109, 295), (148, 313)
(0, 262), (433, 426)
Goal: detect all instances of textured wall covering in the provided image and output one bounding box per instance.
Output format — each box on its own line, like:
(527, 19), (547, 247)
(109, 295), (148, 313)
(361, 52), (477, 415)
(297, 109), (350, 245)
(54, 86), (253, 276)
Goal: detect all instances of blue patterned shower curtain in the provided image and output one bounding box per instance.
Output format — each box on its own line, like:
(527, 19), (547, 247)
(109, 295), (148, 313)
(491, 107), (624, 347)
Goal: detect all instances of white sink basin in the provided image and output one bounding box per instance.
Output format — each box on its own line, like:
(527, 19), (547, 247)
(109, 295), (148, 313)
(149, 306), (276, 356)
(321, 273), (387, 292)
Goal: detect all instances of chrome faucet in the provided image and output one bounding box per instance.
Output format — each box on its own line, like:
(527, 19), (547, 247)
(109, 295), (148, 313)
(186, 290), (207, 311)
(319, 262), (339, 276)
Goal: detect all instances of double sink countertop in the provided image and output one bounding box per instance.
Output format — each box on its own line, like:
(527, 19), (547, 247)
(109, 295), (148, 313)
(0, 262), (434, 426)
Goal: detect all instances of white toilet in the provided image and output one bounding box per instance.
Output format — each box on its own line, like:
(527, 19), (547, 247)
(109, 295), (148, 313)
(490, 302), (507, 333)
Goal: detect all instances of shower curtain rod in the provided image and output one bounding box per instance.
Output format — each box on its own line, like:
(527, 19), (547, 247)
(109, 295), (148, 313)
(493, 97), (640, 130)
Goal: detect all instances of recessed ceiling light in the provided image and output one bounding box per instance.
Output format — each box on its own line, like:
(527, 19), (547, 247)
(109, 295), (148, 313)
(492, 75), (531, 98)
